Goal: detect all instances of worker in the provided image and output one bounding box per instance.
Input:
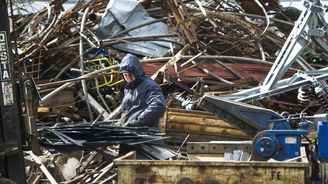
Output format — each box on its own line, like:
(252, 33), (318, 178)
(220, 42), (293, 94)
(119, 53), (165, 129)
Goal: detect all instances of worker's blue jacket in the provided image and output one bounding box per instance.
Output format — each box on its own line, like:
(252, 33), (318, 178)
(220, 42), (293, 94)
(119, 54), (165, 128)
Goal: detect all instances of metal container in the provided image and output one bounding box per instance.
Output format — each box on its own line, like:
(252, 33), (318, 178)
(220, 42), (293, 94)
(115, 143), (309, 184)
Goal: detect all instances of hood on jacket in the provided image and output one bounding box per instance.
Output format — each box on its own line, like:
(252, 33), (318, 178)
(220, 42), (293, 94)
(119, 54), (146, 81)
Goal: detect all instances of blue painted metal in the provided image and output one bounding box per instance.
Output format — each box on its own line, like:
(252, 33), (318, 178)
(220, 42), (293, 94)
(318, 121), (328, 161)
(198, 95), (291, 136)
(253, 130), (307, 161)
(254, 133), (279, 159)
(198, 95), (328, 162)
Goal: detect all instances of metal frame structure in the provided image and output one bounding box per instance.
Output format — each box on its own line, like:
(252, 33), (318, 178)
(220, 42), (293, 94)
(222, 0), (328, 102)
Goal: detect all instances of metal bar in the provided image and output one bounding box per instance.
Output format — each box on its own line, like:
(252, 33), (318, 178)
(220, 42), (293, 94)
(48, 34), (179, 51)
(79, 31), (97, 48)
(194, 61), (234, 85)
(226, 12), (294, 26)
(77, 151), (98, 173)
(99, 174), (117, 184)
(222, 69), (328, 102)
(187, 141), (252, 154)
(260, 2), (312, 92)
(195, 0), (218, 29)
(46, 128), (83, 147)
(41, 65), (119, 103)
(23, 77), (42, 155)
(111, 17), (168, 38)
(95, 78), (112, 114)
(177, 134), (189, 154)
(127, 136), (170, 145)
(93, 163), (114, 182)
(79, 7), (93, 121)
(78, 92), (111, 120)
(140, 55), (294, 67)
(105, 105), (123, 120)
(151, 45), (190, 80)
(179, 55), (235, 85)
(91, 111), (105, 126)
(213, 59), (242, 79)
(180, 52), (202, 67)
(37, 73), (114, 88)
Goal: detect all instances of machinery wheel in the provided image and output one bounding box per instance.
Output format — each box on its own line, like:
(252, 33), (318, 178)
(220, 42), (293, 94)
(252, 131), (280, 161)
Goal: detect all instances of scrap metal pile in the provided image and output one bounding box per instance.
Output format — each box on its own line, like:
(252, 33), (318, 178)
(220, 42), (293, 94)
(8, 0), (328, 183)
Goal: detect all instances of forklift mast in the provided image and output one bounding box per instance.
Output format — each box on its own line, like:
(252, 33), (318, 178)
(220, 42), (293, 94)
(0, 0), (26, 183)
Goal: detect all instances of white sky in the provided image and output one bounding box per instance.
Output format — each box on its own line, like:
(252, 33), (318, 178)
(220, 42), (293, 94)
(280, 0), (328, 8)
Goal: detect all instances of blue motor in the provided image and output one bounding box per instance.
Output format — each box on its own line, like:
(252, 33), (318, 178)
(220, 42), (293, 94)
(252, 130), (307, 161)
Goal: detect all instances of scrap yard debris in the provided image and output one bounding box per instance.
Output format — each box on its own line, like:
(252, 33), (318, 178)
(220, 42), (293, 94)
(4, 0), (328, 183)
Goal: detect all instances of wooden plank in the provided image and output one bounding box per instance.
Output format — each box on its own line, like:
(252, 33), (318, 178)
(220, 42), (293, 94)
(162, 108), (250, 140)
(167, 112), (239, 128)
(166, 123), (249, 138)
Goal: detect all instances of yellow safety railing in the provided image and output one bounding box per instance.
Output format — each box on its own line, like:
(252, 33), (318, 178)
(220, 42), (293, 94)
(84, 57), (122, 88)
